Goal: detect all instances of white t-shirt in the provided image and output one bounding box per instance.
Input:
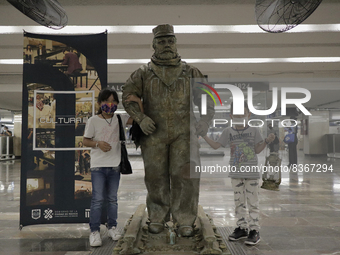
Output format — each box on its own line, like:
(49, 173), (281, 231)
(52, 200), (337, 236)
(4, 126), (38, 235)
(83, 114), (130, 168)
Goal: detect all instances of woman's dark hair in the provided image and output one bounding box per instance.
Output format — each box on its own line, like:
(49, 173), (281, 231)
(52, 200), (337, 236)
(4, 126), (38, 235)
(97, 88), (119, 114)
(230, 101), (249, 115)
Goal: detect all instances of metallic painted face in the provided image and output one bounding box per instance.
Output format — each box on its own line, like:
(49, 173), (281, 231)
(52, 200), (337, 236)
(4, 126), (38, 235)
(154, 36), (177, 60)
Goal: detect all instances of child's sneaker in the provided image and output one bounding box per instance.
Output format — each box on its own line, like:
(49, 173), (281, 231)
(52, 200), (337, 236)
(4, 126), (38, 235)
(89, 231), (102, 247)
(244, 230), (261, 245)
(228, 227), (248, 241)
(108, 226), (121, 241)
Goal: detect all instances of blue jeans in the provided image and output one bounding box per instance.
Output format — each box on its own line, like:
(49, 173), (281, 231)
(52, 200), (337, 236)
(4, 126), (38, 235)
(89, 166), (121, 232)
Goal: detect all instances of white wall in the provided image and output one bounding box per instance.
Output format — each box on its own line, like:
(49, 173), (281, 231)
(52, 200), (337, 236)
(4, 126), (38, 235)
(304, 111), (329, 155)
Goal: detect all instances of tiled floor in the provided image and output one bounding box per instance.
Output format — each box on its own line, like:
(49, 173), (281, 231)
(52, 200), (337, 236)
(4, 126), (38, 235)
(1, 149), (340, 255)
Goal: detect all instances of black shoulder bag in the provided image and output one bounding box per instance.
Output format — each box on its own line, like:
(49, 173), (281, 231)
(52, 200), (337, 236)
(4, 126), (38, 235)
(117, 115), (133, 175)
(129, 120), (143, 149)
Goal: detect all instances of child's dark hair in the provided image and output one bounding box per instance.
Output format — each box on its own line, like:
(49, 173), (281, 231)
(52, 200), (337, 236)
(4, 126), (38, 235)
(230, 101), (249, 115)
(97, 88), (119, 114)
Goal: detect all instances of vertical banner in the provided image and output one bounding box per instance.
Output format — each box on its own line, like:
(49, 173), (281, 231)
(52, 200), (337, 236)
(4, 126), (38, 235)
(20, 32), (107, 227)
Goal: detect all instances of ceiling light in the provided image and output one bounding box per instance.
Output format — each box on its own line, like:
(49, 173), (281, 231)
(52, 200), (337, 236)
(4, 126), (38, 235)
(1, 24), (340, 35)
(0, 59), (23, 64)
(2, 57), (340, 65)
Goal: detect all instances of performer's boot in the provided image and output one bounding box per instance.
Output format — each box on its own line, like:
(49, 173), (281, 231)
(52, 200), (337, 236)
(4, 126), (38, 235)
(178, 225), (194, 237)
(148, 223), (164, 234)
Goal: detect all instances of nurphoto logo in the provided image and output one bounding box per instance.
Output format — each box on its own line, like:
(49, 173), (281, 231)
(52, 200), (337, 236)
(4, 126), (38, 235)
(200, 85), (311, 116)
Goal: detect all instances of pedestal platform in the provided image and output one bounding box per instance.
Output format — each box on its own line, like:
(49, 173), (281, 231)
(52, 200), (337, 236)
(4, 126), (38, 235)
(113, 204), (230, 255)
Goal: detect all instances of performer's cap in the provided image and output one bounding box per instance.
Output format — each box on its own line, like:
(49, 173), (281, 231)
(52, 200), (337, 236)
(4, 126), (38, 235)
(153, 24), (175, 38)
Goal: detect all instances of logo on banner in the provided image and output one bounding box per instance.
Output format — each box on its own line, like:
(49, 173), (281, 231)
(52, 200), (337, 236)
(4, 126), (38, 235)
(85, 209), (90, 218)
(39, 116), (89, 124)
(44, 208), (54, 220)
(31, 209), (41, 220)
(196, 82), (223, 107)
(200, 85), (311, 116)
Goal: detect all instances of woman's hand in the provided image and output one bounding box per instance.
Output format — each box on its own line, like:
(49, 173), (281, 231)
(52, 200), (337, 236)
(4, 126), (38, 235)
(125, 94), (141, 103)
(125, 93), (144, 116)
(98, 141), (111, 152)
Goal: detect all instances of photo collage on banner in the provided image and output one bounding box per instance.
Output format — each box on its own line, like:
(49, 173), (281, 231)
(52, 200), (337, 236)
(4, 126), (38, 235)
(74, 93), (93, 200)
(21, 32), (107, 227)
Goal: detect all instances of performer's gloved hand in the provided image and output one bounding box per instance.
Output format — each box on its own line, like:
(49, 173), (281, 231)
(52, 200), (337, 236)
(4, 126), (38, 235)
(139, 116), (156, 135)
(195, 120), (209, 136)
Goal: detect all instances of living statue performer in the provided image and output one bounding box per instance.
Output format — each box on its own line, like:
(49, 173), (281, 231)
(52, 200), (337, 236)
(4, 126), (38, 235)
(122, 24), (215, 237)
